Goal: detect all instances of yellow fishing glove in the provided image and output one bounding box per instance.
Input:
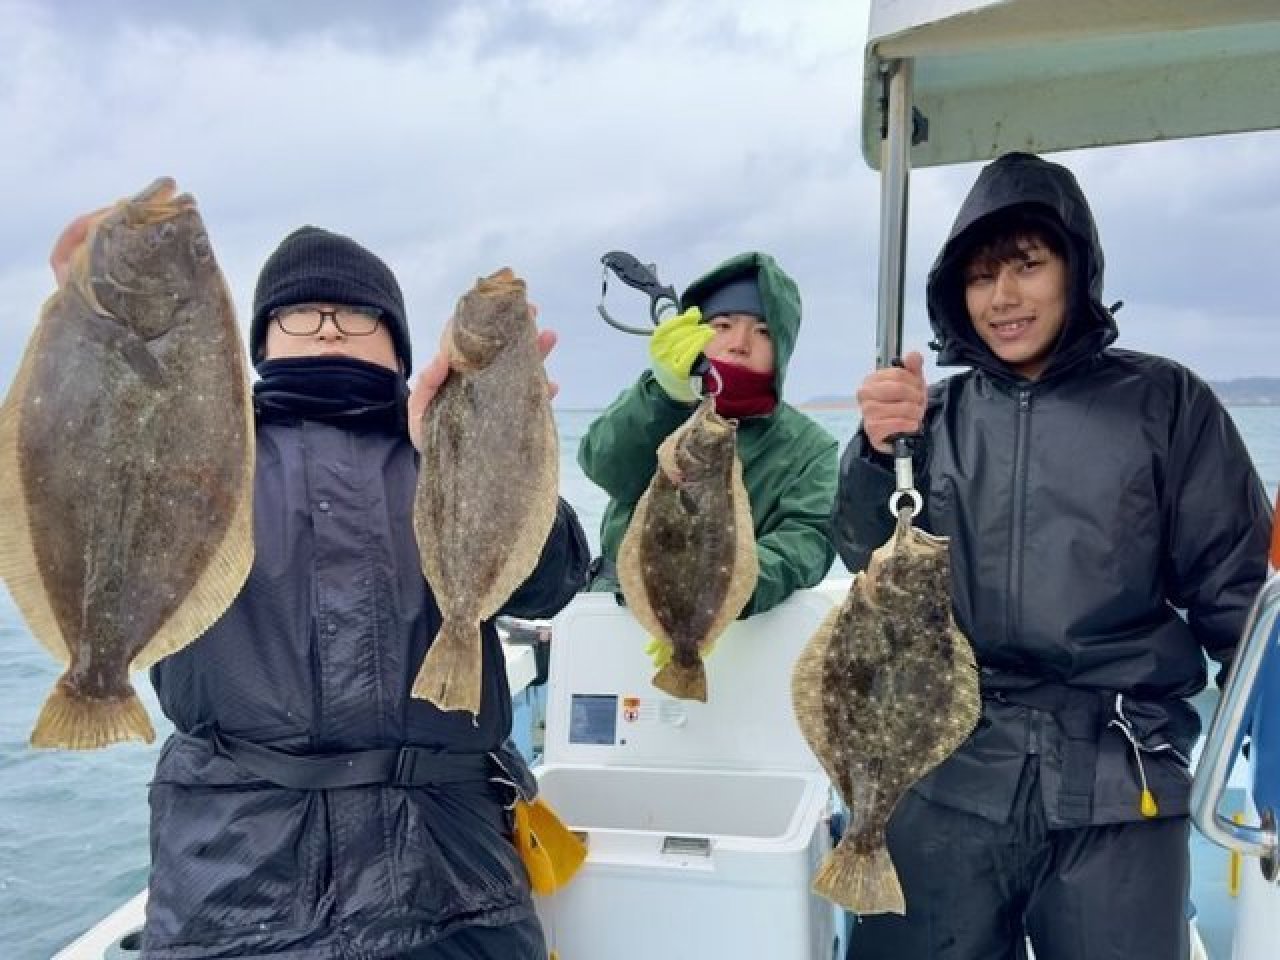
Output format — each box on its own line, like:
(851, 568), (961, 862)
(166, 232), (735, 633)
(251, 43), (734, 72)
(649, 306), (713, 403)
(645, 636), (674, 669)
(644, 636), (718, 670)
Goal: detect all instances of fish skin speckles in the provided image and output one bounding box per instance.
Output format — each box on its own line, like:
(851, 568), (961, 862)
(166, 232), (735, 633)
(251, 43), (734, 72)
(791, 512), (979, 914)
(412, 268), (558, 715)
(0, 178), (254, 750)
(617, 398), (757, 702)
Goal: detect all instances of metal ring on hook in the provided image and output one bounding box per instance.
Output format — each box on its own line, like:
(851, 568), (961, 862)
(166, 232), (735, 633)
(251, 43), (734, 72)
(887, 488), (922, 520)
(694, 364), (724, 399)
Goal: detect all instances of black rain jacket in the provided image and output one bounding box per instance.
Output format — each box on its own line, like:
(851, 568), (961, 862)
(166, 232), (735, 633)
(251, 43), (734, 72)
(832, 151), (1271, 828)
(142, 416), (589, 958)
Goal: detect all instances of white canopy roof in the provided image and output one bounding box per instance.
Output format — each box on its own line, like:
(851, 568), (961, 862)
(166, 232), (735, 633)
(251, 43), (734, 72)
(861, 0), (1280, 168)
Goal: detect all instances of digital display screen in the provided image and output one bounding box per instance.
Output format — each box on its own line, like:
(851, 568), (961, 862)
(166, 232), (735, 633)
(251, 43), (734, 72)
(569, 694), (618, 745)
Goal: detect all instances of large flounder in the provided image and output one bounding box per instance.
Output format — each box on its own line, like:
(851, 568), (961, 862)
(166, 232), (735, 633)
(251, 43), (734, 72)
(791, 511), (979, 914)
(0, 178), (254, 750)
(413, 268), (558, 715)
(617, 398), (758, 702)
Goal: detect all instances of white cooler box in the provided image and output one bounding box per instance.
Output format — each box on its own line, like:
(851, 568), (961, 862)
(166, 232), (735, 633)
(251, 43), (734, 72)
(534, 584), (847, 959)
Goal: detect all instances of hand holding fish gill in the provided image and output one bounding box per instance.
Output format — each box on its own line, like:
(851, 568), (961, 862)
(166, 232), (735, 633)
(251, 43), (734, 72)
(408, 318), (558, 452)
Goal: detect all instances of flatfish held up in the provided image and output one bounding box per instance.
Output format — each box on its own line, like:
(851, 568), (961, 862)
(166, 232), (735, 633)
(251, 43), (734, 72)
(0, 178), (255, 750)
(413, 268), (558, 715)
(791, 511), (979, 914)
(617, 398), (757, 702)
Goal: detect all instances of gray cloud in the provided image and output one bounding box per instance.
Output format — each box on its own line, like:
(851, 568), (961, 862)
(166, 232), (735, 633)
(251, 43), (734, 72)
(15, 0), (465, 47)
(1, 0), (1277, 411)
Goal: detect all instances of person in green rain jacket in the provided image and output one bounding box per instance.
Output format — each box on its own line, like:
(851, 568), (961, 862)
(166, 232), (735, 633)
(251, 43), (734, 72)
(579, 252), (837, 617)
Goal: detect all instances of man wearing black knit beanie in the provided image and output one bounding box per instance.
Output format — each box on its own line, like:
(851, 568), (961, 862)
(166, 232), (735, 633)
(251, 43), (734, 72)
(43, 213), (590, 960)
(249, 225), (414, 374)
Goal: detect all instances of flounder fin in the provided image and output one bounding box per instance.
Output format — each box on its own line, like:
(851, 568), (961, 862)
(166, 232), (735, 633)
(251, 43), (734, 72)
(0, 325), (72, 666)
(475, 407), (559, 617)
(789, 604), (844, 778)
(712, 455), (759, 635)
(953, 633), (982, 735)
(651, 659), (707, 702)
(29, 679), (156, 750)
(616, 488), (665, 639)
(413, 617), (484, 715)
(132, 382), (256, 671)
(812, 837), (906, 916)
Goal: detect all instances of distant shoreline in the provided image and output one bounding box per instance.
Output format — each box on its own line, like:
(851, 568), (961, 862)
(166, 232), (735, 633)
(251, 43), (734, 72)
(557, 398), (1280, 414)
(797, 401), (857, 411)
(792, 401), (1280, 411)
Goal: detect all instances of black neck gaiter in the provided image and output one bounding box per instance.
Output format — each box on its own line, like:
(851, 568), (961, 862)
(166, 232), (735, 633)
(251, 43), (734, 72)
(253, 356), (408, 435)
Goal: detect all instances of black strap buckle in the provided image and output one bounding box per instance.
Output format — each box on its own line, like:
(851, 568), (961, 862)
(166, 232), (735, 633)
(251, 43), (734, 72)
(391, 745), (424, 787)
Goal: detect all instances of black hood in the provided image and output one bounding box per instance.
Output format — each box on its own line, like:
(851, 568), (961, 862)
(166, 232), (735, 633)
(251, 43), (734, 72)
(926, 152), (1118, 379)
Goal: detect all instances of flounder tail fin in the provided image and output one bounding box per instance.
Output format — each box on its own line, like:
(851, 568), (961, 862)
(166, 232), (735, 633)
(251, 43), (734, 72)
(651, 658), (707, 702)
(412, 617), (483, 715)
(812, 835), (905, 916)
(29, 679), (156, 750)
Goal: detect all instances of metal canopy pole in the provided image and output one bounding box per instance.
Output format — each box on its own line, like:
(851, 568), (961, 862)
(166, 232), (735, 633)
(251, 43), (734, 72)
(875, 58), (913, 369)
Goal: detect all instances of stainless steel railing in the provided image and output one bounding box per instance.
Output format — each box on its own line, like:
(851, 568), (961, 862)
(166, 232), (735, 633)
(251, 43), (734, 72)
(1191, 573), (1280, 882)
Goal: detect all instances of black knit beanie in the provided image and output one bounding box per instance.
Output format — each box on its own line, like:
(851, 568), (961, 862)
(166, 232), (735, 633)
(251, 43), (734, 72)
(250, 226), (411, 372)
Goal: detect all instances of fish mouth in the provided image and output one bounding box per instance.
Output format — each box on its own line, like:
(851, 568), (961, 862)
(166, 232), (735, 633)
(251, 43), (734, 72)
(132, 178), (178, 205)
(132, 184), (196, 224)
(692, 397), (734, 433)
(129, 177), (195, 210)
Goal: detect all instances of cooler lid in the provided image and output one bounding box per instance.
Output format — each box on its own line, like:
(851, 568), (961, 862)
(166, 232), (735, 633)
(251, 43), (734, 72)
(541, 581), (848, 772)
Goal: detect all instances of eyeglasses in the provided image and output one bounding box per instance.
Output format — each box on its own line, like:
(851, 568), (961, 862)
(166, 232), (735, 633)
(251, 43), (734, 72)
(271, 304), (384, 336)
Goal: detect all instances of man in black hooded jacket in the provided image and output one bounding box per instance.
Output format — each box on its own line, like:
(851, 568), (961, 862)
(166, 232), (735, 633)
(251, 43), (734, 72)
(833, 152), (1271, 960)
(49, 219), (590, 959)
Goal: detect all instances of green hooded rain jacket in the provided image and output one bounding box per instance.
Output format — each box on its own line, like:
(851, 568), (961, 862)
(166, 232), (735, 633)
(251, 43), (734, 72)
(578, 252), (837, 616)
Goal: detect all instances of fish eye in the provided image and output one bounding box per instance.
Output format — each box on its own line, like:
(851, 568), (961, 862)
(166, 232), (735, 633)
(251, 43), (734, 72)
(190, 232), (212, 262)
(146, 222), (177, 248)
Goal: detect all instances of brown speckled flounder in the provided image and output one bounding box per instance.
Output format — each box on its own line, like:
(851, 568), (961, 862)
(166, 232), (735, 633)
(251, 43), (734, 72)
(791, 511), (979, 914)
(0, 178), (254, 750)
(617, 398), (758, 702)
(412, 268), (558, 715)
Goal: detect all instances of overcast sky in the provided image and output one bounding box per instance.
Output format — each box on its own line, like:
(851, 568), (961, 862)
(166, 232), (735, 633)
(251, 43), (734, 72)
(2, 0), (1277, 409)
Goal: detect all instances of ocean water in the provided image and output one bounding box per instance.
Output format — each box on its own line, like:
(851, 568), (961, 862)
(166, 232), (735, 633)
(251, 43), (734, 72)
(2, 405), (1277, 958)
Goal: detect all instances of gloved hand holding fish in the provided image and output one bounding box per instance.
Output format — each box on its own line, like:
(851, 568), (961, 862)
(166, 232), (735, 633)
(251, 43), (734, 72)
(791, 509), (979, 914)
(617, 398), (758, 702)
(648, 305), (713, 403)
(0, 178), (255, 749)
(412, 268), (559, 715)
